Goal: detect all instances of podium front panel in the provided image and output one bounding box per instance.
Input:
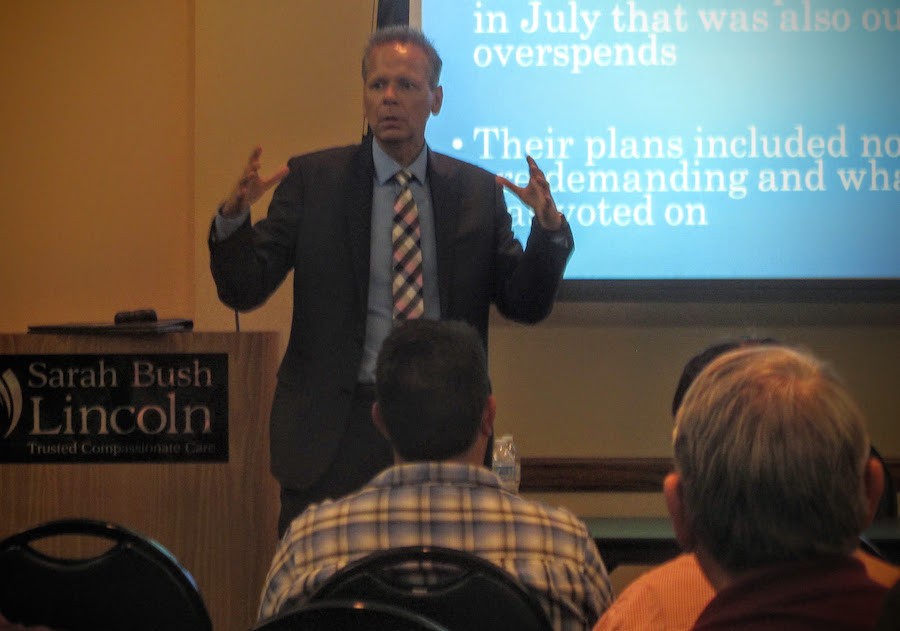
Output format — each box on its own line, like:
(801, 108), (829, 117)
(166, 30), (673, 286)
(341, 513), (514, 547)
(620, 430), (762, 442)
(0, 332), (280, 631)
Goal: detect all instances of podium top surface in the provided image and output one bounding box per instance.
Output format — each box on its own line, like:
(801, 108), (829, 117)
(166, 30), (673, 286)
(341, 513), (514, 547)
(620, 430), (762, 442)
(27, 319), (194, 335)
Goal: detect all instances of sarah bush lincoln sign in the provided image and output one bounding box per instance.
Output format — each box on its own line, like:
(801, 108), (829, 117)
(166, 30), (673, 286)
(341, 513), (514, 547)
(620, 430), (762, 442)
(0, 354), (228, 463)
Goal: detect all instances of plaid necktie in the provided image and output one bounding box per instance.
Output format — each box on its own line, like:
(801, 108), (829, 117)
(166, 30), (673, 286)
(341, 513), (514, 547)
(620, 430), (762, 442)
(392, 169), (424, 320)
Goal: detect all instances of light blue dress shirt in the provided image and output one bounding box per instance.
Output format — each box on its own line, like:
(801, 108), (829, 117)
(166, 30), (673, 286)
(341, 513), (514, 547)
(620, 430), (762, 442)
(360, 141), (440, 382)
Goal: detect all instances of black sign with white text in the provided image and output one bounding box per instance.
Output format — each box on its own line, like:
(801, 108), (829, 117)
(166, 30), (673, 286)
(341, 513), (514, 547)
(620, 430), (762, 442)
(0, 354), (228, 463)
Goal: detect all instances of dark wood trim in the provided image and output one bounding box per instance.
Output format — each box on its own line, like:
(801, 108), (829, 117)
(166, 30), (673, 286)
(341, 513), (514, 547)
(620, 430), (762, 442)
(520, 457), (900, 493)
(519, 457), (672, 493)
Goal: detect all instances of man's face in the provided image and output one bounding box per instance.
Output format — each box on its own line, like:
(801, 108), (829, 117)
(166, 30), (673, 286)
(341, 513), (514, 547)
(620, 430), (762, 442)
(363, 42), (443, 163)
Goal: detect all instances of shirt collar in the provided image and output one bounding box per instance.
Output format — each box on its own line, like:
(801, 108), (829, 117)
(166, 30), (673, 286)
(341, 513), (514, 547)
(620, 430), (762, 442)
(373, 140), (428, 186)
(369, 461), (502, 489)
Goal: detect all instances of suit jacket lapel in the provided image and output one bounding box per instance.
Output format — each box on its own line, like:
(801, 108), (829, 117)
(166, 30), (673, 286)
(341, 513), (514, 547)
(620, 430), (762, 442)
(345, 136), (376, 313)
(427, 149), (459, 318)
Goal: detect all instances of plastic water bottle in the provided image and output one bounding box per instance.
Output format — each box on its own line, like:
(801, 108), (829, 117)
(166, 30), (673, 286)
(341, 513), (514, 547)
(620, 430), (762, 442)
(492, 434), (521, 493)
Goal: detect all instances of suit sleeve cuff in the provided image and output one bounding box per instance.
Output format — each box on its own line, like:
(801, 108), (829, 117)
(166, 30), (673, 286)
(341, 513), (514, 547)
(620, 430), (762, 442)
(212, 205), (250, 242)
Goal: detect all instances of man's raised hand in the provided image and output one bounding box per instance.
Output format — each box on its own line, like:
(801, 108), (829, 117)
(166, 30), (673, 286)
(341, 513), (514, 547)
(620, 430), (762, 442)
(496, 156), (562, 231)
(221, 146), (289, 217)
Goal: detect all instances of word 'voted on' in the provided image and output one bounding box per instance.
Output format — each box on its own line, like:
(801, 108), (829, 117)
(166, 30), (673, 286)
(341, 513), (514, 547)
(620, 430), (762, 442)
(509, 194), (708, 229)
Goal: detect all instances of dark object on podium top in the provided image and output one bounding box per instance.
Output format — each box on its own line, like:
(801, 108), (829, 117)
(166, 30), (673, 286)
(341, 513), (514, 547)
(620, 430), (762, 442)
(28, 311), (193, 335)
(114, 309), (158, 324)
(0, 518), (212, 631)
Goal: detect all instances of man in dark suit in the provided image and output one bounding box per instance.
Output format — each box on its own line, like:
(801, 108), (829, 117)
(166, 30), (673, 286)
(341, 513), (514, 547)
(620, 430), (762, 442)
(209, 26), (573, 535)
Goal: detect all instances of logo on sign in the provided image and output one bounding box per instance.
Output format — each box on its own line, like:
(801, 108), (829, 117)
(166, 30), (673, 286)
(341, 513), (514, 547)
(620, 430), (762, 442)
(0, 354), (228, 463)
(0, 368), (23, 439)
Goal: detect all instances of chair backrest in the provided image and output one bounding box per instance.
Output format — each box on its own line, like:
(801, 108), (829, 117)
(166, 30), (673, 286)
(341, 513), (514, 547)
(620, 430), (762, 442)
(310, 546), (553, 631)
(253, 598), (450, 631)
(0, 518), (212, 631)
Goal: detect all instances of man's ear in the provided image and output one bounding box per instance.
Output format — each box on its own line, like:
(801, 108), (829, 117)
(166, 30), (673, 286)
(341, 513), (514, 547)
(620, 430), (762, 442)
(430, 85), (443, 116)
(664, 472), (694, 551)
(372, 401), (390, 441)
(480, 394), (496, 437)
(863, 456), (886, 525)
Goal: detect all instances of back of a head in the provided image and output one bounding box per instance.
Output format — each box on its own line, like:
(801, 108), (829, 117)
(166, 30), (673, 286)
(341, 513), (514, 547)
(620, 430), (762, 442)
(671, 337), (781, 417)
(376, 319), (489, 461)
(673, 345), (871, 573)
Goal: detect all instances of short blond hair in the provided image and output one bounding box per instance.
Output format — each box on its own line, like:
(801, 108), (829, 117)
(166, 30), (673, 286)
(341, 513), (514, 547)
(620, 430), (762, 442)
(673, 345), (871, 572)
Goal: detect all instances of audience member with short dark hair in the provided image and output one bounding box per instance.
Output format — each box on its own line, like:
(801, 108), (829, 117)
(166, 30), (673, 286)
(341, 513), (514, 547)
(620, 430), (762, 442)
(257, 319), (612, 630)
(669, 338), (780, 418)
(596, 339), (898, 631)
(664, 345), (888, 630)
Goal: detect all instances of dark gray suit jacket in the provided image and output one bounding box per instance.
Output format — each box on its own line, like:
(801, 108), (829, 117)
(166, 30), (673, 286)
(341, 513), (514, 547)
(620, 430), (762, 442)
(209, 136), (573, 489)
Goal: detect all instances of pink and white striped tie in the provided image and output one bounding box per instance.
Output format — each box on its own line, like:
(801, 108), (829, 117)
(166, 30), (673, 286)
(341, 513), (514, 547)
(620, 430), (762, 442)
(391, 169), (424, 320)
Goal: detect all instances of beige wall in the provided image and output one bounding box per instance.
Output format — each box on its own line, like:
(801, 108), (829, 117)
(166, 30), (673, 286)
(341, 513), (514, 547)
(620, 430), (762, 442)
(193, 0), (376, 335)
(491, 303), (900, 515)
(1, 1), (193, 328)
(3, 2), (898, 524)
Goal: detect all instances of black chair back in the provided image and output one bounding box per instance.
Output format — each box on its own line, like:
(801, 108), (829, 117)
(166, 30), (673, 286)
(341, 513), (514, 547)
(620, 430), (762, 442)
(310, 546), (553, 631)
(0, 518), (212, 631)
(254, 599), (449, 631)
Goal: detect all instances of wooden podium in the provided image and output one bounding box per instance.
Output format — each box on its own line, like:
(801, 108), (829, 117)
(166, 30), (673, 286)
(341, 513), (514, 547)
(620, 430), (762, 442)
(0, 331), (281, 631)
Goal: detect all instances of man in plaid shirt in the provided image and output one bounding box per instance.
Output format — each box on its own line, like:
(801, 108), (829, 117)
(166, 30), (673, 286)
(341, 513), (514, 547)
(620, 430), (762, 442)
(258, 319), (612, 629)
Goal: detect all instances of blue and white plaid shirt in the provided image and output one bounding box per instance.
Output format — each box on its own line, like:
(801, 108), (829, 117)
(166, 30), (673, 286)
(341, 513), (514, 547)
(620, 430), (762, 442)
(258, 461), (613, 630)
